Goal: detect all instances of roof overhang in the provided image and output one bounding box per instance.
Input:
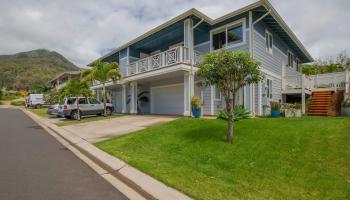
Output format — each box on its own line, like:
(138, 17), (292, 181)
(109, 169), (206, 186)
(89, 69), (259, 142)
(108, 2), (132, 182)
(90, 0), (313, 65)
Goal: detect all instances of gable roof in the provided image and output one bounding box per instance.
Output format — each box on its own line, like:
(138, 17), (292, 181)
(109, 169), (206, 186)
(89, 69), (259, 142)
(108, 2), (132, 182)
(90, 0), (313, 65)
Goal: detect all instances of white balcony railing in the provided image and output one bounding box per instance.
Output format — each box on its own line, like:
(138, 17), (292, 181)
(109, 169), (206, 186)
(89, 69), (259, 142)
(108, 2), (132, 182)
(283, 71), (348, 92)
(127, 46), (202, 76)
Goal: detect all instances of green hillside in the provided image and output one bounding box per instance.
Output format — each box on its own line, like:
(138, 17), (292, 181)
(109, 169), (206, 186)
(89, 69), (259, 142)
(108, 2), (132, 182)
(0, 49), (80, 91)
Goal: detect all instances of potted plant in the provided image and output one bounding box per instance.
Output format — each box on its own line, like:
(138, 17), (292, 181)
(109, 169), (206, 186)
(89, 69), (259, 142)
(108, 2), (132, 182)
(285, 103), (302, 118)
(191, 96), (203, 118)
(270, 101), (281, 118)
(341, 99), (350, 116)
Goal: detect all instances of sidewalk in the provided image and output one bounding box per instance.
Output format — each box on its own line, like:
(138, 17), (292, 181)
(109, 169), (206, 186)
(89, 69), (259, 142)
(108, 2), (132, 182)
(22, 108), (192, 200)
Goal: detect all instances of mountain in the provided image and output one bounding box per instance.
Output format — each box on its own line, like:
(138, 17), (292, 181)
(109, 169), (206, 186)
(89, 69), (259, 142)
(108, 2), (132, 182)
(0, 49), (80, 91)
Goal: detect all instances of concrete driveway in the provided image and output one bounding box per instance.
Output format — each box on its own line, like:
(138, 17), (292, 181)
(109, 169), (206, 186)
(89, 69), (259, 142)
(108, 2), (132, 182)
(61, 115), (177, 143)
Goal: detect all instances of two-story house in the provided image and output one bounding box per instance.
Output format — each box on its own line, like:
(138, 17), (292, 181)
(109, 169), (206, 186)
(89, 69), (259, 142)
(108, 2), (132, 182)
(90, 0), (315, 116)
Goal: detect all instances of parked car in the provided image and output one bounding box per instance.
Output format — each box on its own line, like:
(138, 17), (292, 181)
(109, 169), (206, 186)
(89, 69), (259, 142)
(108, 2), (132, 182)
(25, 94), (44, 108)
(58, 97), (114, 120)
(47, 104), (62, 117)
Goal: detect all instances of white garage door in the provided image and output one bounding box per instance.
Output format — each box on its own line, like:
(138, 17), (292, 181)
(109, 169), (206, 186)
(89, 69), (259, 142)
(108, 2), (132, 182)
(151, 84), (183, 115)
(111, 91), (123, 113)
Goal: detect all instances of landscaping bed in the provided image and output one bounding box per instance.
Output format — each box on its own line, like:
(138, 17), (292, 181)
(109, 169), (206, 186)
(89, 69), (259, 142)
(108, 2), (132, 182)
(96, 117), (350, 200)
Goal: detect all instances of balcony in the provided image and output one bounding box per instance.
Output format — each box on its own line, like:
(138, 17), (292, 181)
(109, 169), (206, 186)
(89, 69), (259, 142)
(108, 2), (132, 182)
(283, 71), (349, 93)
(127, 46), (202, 76)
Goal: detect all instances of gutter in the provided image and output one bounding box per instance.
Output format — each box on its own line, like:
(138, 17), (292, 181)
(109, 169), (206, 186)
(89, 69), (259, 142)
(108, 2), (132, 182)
(249, 8), (271, 116)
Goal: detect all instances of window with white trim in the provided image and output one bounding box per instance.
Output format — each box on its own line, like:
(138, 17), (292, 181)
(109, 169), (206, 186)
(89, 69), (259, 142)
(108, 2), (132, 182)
(265, 31), (273, 54)
(211, 22), (243, 50)
(288, 51), (294, 67)
(266, 79), (273, 99)
(214, 85), (221, 100)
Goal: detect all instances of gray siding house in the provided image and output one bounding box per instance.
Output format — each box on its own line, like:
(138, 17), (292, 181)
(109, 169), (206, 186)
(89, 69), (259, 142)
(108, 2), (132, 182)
(90, 0), (315, 116)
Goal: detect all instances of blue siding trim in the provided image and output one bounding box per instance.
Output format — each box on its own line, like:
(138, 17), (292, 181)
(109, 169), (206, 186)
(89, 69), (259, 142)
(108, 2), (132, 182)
(120, 49), (127, 59)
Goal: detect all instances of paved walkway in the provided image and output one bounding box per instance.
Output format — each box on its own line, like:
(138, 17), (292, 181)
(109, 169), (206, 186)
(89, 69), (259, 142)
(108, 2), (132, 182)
(0, 108), (127, 200)
(61, 115), (177, 143)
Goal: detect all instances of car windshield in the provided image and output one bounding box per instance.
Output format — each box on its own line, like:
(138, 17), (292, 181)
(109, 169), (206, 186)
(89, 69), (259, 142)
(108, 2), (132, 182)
(66, 98), (76, 104)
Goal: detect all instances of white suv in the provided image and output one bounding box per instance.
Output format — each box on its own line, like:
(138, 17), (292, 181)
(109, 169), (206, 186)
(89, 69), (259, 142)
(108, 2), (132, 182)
(58, 97), (114, 120)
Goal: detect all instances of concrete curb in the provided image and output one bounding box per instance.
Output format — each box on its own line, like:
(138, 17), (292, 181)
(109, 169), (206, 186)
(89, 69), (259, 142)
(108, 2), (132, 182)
(21, 108), (192, 200)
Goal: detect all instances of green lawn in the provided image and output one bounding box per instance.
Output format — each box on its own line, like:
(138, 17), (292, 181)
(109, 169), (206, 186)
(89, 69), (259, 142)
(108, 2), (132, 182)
(96, 117), (350, 200)
(54, 114), (124, 126)
(0, 95), (21, 101)
(27, 108), (52, 118)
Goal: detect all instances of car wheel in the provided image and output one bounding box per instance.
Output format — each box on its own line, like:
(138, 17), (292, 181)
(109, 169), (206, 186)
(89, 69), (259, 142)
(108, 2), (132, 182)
(105, 108), (112, 116)
(71, 110), (81, 120)
(64, 116), (71, 119)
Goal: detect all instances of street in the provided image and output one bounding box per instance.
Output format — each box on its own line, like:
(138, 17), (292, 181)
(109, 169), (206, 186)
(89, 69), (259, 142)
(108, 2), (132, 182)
(0, 108), (128, 200)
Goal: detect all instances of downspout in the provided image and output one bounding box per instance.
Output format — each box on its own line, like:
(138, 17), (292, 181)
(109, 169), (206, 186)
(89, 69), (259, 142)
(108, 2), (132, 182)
(250, 9), (271, 116)
(188, 18), (204, 108)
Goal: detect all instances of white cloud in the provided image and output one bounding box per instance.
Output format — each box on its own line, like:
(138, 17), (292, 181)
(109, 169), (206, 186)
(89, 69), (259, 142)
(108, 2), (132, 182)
(0, 0), (349, 66)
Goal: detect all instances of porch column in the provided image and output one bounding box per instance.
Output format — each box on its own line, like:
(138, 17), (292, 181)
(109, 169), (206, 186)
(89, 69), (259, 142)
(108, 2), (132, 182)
(130, 81), (138, 114)
(122, 84), (127, 113)
(345, 69), (349, 95)
(184, 72), (194, 116)
(301, 74), (306, 114)
(258, 81), (262, 116)
(184, 18), (193, 64)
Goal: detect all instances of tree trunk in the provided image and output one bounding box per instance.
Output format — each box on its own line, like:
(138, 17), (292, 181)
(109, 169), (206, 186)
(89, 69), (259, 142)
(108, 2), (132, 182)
(103, 83), (107, 116)
(77, 97), (81, 121)
(225, 96), (235, 144)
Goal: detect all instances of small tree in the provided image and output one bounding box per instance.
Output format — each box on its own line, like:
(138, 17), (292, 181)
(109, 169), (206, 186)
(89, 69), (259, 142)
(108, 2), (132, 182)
(60, 79), (92, 120)
(197, 50), (264, 144)
(82, 61), (122, 116)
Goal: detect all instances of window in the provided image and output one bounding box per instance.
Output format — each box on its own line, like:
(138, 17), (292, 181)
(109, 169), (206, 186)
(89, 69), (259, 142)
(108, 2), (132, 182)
(214, 86), (221, 100)
(78, 98), (88, 104)
(89, 98), (100, 104)
(211, 21), (244, 50)
(212, 30), (226, 50)
(266, 79), (273, 99)
(288, 51), (294, 67)
(227, 25), (243, 46)
(265, 31), (273, 54)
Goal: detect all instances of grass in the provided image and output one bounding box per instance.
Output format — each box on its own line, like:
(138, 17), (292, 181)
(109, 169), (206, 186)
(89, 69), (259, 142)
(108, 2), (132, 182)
(27, 107), (52, 118)
(54, 114), (124, 126)
(96, 117), (350, 200)
(0, 95), (21, 101)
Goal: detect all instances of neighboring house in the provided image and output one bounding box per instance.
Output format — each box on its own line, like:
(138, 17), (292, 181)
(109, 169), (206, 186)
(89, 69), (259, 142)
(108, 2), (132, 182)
(50, 71), (81, 91)
(90, 0), (349, 116)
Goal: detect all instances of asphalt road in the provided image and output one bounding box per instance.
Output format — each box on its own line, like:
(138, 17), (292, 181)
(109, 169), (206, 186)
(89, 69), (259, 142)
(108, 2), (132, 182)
(0, 108), (128, 200)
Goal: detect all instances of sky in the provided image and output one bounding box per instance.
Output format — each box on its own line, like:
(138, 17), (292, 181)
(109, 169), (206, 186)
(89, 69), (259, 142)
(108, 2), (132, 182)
(0, 0), (349, 67)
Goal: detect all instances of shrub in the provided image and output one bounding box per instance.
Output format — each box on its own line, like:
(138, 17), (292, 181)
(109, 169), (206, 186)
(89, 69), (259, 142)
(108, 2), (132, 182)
(0, 89), (2, 100)
(191, 96), (203, 109)
(11, 100), (25, 106)
(217, 105), (251, 121)
(270, 101), (281, 110)
(343, 99), (350, 108)
(44, 90), (62, 105)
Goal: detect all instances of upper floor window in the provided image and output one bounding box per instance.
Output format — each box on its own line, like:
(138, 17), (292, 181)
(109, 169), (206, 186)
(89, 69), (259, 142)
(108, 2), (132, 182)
(211, 20), (244, 50)
(265, 31), (273, 54)
(212, 30), (226, 50)
(288, 51), (294, 67)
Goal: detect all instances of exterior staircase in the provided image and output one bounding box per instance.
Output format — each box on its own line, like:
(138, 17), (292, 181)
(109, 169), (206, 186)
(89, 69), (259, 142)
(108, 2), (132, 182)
(308, 91), (333, 116)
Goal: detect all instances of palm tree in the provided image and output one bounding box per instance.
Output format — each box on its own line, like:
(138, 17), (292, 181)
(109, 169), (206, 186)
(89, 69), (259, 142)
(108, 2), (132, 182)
(60, 79), (92, 120)
(82, 61), (122, 116)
